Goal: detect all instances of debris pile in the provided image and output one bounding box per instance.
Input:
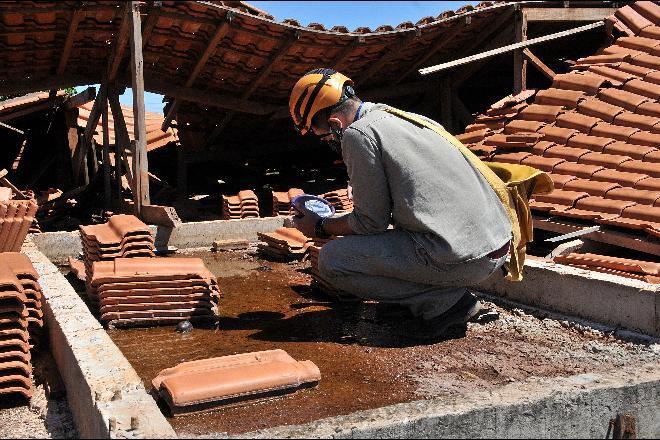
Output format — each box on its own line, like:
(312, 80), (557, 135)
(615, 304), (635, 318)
(257, 227), (314, 261)
(0, 253), (44, 399)
(88, 257), (220, 327)
(271, 188), (304, 216)
(222, 190), (260, 220)
(151, 349), (320, 416)
(554, 252), (660, 283)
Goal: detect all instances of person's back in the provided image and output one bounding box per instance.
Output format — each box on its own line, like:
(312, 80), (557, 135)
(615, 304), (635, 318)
(344, 103), (511, 264)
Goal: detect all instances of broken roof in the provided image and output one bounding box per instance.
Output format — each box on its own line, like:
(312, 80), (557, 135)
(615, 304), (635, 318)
(457, 0), (660, 243)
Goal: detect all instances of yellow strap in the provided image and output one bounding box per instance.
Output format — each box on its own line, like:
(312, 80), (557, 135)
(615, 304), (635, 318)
(382, 106), (547, 281)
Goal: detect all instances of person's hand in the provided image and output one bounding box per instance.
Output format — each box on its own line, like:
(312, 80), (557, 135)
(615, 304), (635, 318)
(290, 211), (320, 237)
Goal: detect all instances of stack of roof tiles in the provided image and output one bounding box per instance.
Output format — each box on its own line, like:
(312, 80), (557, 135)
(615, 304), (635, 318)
(318, 189), (353, 213)
(0, 188), (38, 253)
(307, 238), (344, 298)
(257, 227), (313, 261)
(0, 253), (44, 399)
(456, 1), (660, 240)
(88, 257), (220, 327)
(222, 190), (260, 219)
(271, 188), (304, 216)
(553, 252), (660, 283)
(151, 349), (321, 416)
(79, 214), (155, 292)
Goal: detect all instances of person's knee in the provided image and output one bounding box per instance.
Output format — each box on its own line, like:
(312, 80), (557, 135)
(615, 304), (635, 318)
(318, 240), (347, 279)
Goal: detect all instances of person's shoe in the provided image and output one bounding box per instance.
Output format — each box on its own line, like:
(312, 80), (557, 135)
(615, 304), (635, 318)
(415, 291), (486, 340)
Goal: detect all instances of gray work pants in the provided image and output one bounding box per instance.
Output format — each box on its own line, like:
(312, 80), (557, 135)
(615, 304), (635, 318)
(318, 229), (507, 320)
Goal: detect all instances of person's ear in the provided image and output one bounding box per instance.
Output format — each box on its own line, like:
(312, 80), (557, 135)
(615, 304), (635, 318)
(328, 116), (343, 131)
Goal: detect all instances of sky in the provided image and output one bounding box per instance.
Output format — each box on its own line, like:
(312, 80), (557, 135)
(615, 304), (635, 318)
(114, 1), (475, 113)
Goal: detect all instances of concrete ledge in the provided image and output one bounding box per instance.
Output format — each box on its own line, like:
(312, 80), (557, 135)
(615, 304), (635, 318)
(23, 240), (177, 439)
(473, 259), (660, 337)
(30, 217), (285, 263)
(230, 363), (660, 439)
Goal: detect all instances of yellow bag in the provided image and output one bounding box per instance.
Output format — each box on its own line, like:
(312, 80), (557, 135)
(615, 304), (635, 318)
(384, 107), (553, 281)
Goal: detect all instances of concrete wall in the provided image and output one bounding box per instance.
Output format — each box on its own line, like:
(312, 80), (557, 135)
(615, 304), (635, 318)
(235, 363), (660, 439)
(23, 240), (176, 439)
(473, 258), (660, 337)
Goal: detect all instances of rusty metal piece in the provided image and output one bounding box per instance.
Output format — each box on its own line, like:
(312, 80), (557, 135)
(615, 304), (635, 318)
(607, 413), (637, 439)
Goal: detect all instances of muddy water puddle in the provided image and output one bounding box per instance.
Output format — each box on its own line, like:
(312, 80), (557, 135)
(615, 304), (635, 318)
(105, 250), (660, 436)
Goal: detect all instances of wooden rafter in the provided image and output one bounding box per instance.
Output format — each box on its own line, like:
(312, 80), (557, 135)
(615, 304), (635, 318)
(64, 86), (96, 110)
(162, 20), (232, 130)
(513, 8), (528, 94)
(522, 48), (556, 80)
(107, 91), (134, 188)
(107, 3), (131, 83)
(205, 36), (298, 149)
(56, 9), (85, 75)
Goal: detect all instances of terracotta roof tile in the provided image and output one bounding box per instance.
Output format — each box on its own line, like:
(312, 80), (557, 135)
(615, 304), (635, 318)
(558, 196), (636, 221)
(531, 189), (589, 212)
(520, 155), (565, 172)
(566, 133), (616, 152)
(602, 44), (644, 57)
(617, 35), (660, 52)
(576, 53), (630, 66)
(554, 252), (660, 276)
(592, 169), (649, 187)
(579, 151), (631, 168)
(552, 72), (607, 95)
(641, 150), (660, 163)
(504, 120), (546, 134)
(548, 173), (578, 189)
(630, 52), (660, 69)
(629, 130), (660, 147)
(637, 101), (660, 117)
(612, 111), (660, 130)
(589, 122), (640, 141)
(530, 140), (556, 156)
(615, 5), (654, 35)
(618, 204), (660, 225)
(617, 61), (657, 77)
(563, 179), (621, 196)
(635, 177), (660, 191)
(544, 146), (590, 162)
(602, 141), (656, 159)
(518, 104), (565, 122)
(490, 152), (532, 164)
(483, 133), (542, 148)
(586, 65), (636, 86)
(642, 25), (660, 40)
(605, 186), (660, 205)
(622, 78), (660, 100)
(553, 162), (604, 179)
(556, 112), (600, 133)
(539, 125), (579, 144)
(455, 128), (491, 144)
(634, 1), (660, 22)
(598, 88), (650, 111)
(534, 88), (585, 108)
(577, 97), (625, 122)
(618, 159), (660, 177)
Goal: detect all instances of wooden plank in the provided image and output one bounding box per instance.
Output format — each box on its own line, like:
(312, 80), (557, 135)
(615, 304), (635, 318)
(107, 3), (131, 82)
(0, 169), (27, 199)
(533, 215), (660, 257)
(514, 9), (528, 94)
(0, 74), (89, 97)
(0, 121), (24, 135)
(129, 0), (150, 213)
(83, 84), (107, 142)
(56, 9), (85, 75)
(107, 91), (134, 188)
(420, 21), (605, 76)
(64, 86), (96, 110)
(101, 91), (111, 207)
(162, 21), (231, 130)
(522, 47), (556, 80)
(523, 7), (618, 22)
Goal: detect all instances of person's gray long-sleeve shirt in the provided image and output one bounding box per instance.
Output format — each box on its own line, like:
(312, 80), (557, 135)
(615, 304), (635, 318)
(342, 103), (511, 264)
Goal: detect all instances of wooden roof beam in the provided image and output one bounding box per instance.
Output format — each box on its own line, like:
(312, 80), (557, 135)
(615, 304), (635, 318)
(359, 31), (418, 84)
(56, 9), (85, 75)
(64, 86), (96, 110)
(107, 3), (132, 83)
(162, 20), (232, 130)
(522, 47), (556, 80)
(523, 7), (618, 22)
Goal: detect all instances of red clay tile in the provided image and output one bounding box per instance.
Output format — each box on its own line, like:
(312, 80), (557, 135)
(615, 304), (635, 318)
(455, 128), (491, 144)
(598, 88), (650, 111)
(615, 5), (654, 34)
(634, 2), (660, 23)
(577, 97), (625, 122)
(518, 104), (565, 123)
(563, 179), (621, 196)
(563, 196), (636, 218)
(576, 53), (631, 65)
(464, 123), (489, 132)
(619, 160), (660, 178)
(641, 150), (660, 163)
(530, 141), (556, 156)
(553, 162), (604, 179)
(613, 111), (660, 131)
(490, 152), (532, 164)
(483, 133), (542, 148)
(90, 258), (216, 286)
(602, 141), (657, 159)
(578, 151), (631, 168)
(629, 131), (660, 147)
(617, 62), (657, 79)
(617, 35), (660, 52)
(554, 252), (660, 275)
(645, 69), (660, 84)
(539, 125), (579, 144)
(567, 134), (616, 152)
(151, 350), (321, 415)
(552, 72), (607, 95)
(504, 120), (546, 134)
(631, 52), (660, 70)
(556, 112), (600, 133)
(548, 173), (578, 189)
(623, 78), (660, 100)
(637, 101), (660, 117)
(605, 187), (660, 205)
(543, 146), (590, 162)
(532, 190), (589, 211)
(590, 122), (640, 141)
(621, 204), (660, 224)
(587, 65), (635, 86)
(534, 88), (585, 108)
(592, 169), (649, 187)
(602, 44), (643, 57)
(520, 155), (565, 172)
(485, 102), (528, 118)
(636, 177), (660, 191)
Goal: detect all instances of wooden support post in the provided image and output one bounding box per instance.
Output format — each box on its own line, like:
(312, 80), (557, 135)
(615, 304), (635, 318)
(101, 91), (111, 207)
(129, 0), (150, 214)
(522, 47), (556, 80)
(76, 84), (107, 183)
(439, 76), (453, 133)
(107, 91), (134, 189)
(513, 7), (528, 94)
(64, 86), (96, 110)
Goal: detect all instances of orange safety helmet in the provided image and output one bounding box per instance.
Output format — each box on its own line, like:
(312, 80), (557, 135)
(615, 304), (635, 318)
(289, 68), (354, 135)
